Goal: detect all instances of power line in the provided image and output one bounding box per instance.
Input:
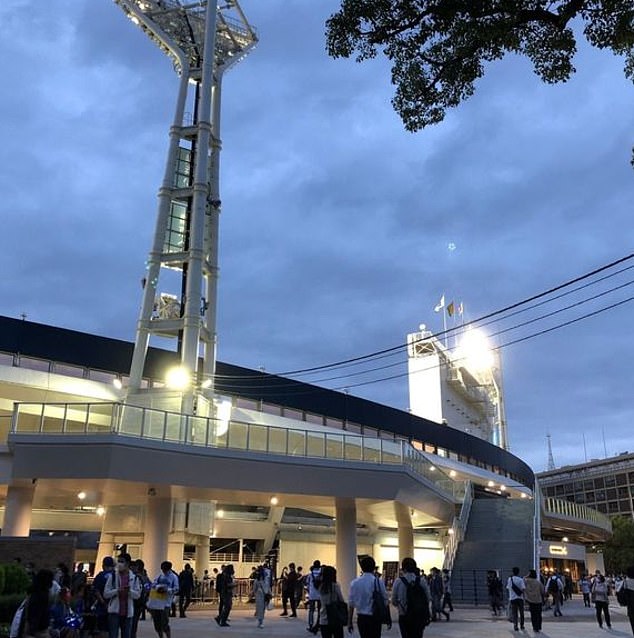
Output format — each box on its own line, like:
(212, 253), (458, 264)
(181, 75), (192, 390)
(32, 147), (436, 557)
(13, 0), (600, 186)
(213, 252), (634, 382)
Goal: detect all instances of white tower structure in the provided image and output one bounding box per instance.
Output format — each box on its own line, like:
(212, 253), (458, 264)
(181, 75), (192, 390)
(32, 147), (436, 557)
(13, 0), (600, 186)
(407, 324), (509, 450)
(113, 1), (257, 414)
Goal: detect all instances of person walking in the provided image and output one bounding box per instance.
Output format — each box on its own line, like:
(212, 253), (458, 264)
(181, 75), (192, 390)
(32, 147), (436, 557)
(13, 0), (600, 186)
(592, 573), (612, 629)
(92, 557), (115, 638)
(546, 572), (563, 616)
(317, 565), (346, 638)
(486, 570), (503, 616)
(177, 564), (194, 618)
(623, 565), (634, 636)
(25, 569), (56, 638)
(506, 566), (525, 631)
(217, 564), (235, 627)
(148, 561), (179, 638)
(524, 569), (545, 633)
(130, 560), (150, 638)
(428, 568), (448, 622)
(281, 562), (299, 617)
(391, 557), (431, 638)
(253, 566), (272, 629)
(306, 560), (323, 634)
(348, 556), (391, 638)
(579, 574), (592, 608)
(103, 553), (141, 638)
(441, 569), (453, 613)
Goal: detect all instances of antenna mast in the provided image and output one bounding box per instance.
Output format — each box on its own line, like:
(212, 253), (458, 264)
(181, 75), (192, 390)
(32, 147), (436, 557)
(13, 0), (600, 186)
(546, 433), (555, 471)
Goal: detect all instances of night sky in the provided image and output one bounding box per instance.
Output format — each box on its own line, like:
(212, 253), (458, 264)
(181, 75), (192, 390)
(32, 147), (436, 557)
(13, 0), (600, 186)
(1, 1), (633, 472)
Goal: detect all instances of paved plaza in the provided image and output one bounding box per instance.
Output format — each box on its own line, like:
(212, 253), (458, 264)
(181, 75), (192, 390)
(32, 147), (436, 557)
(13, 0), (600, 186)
(135, 598), (633, 638)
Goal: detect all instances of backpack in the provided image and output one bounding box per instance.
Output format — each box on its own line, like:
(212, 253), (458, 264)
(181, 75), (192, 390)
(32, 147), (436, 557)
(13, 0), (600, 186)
(547, 577), (559, 594)
(401, 576), (430, 626)
(616, 582), (628, 607)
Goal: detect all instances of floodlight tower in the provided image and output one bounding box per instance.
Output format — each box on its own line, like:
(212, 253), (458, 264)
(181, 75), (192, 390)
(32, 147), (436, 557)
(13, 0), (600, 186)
(113, 1), (257, 414)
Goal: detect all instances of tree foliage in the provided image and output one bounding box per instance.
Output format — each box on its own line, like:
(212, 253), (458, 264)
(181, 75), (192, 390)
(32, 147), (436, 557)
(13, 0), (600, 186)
(326, 1), (634, 164)
(603, 516), (634, 574)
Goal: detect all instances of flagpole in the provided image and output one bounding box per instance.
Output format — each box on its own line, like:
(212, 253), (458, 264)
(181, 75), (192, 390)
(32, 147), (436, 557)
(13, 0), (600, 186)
(443, 306), (448, 348)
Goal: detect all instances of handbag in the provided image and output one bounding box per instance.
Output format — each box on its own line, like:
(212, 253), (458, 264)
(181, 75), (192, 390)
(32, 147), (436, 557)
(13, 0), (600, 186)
(147, 587), (168, 611)
(371, 578), (391, 625)
(326, 599), (348, 627)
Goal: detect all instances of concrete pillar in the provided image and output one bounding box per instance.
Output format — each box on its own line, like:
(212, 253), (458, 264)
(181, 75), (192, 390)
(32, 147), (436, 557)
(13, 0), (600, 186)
(1, 482), (35, 537)
(168, 534), (185, 573)
(144, 497), (172, 578)
(395, 502), (414, 562)
(335, 497), (357, 595)
(195, 538), (209, 578)
(95, 531), (115, 571)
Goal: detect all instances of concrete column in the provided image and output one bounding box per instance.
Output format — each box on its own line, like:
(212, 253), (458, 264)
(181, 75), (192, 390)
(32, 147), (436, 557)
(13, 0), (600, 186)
(168, 533), (185, 573)
(144, 497), (172, 578)
(1, 482), (35, 537)
(335, 497), (357, 594)
(95, 531), (115, 571)
(195, 538), (209, 578)
(395, 502), (414, 561)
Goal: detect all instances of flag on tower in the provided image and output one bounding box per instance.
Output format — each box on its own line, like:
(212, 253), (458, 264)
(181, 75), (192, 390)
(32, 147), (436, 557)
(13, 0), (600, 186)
(447, 301), (455, 317)
(434, 295), (445, 312)
(458, 302), (464, 316)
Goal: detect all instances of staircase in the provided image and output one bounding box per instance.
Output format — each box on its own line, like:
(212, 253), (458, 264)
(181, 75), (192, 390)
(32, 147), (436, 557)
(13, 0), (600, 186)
(450, 496), (535, 605)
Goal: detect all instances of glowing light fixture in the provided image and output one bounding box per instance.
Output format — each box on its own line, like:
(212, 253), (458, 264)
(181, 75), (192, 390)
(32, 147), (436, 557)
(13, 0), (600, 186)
(500, 485), (506, 491)
(77, 491), (86, 500)
(487, 480), (495, 487)
(270, 496), (279, 506)
(216, 509), (224, 518)
(449, 470), (457, 478)
(457, 328), (494, 372)
(113, 378), (123, 390)
(562, 536), (569, 543)
(96, 505), (106, 516)
(201, 378), (213, 389)
(165, 366), (191, 390)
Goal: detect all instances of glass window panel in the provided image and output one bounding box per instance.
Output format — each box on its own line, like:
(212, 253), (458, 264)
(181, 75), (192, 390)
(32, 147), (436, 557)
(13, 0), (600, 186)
(283, 408), (303, 421)
(86, 403), (114, 433)
(343, 435), (362, 461)
(306, 432), (325, 457)
(363, 438), (381, 463)
(248, 425), (268, 452)
(619, 499), (631, 513)
(164, 412), (184, 442)
(305, 413), (323, 425)
(325, 434), (343, 460)
(594, 478), (605, 489)
(227, 422), (247, 450)
(287, 431), (306, 456)
(261, 403), (281, 416)
(268, 428), (287, 454)
(616, 473), (627, 486)
(606, 488), (617, 500)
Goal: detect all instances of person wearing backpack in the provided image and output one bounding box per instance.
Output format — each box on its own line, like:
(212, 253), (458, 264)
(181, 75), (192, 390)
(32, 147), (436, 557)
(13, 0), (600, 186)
(348, 556), (391, 638)
(391, 558), (431, 638)
(546, 573), (563, 616)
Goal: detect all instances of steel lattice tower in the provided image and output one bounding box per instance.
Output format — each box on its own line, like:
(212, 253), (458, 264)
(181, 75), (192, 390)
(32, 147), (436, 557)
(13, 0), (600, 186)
(113, 1), (257, 414)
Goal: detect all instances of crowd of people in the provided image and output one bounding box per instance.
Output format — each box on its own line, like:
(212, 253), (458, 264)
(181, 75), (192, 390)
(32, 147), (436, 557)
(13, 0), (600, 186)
(489, 565), (634, 634)
(13, 554), (634, 638)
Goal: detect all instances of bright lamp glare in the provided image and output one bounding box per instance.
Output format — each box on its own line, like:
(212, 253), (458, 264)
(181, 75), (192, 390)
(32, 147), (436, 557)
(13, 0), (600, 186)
(457, 329), (494, 372)
(113, 378), (123, 390)
(165, 366), (191, 390)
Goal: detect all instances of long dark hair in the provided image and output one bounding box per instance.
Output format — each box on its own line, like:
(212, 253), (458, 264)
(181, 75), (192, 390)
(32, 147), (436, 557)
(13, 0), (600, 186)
(319, 565), (337, 594)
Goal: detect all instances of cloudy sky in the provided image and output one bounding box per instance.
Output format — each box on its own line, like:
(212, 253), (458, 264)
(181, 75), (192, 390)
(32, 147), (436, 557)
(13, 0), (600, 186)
(1, 1), (633, 472)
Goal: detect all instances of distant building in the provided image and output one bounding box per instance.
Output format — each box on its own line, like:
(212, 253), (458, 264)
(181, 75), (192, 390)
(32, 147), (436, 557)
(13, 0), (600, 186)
(538, 452), (634, 520)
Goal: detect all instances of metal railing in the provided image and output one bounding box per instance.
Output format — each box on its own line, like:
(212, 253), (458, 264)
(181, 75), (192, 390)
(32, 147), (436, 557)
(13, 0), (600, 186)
(543, 497), (612, 532)
(443, 481), (474, 571)
(10, 401), (462, 500)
